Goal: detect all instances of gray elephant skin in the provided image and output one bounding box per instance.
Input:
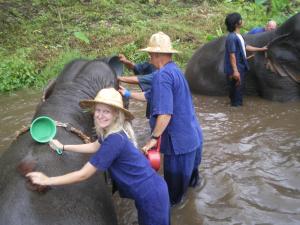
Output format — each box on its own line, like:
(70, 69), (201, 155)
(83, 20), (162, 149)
(0, 59), (121, 225)
(185, 13), (300, 102)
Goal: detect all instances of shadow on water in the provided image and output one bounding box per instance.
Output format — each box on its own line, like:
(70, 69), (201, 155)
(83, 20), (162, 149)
(1, 89), (300, 225)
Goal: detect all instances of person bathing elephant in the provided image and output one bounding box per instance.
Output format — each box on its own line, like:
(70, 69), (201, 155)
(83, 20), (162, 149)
(119, 32), (203, 206)
(185, 12), (300, 102)
(224, 12), (267, 106)
(0, 58), (122, 225)
(27, 88), (170, 225)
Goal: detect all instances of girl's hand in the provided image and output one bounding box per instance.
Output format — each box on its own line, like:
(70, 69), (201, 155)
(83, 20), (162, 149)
(49, 139), (63, 151)
(26, 172), (49, 186)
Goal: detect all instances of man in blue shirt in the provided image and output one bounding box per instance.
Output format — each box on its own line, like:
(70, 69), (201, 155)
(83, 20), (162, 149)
(248, 20), (277, 34)
(119, 32), (203, 205)
(224, 13), (268, 106)
(118, 54), (156, 92)
(118, 54), (156, 118)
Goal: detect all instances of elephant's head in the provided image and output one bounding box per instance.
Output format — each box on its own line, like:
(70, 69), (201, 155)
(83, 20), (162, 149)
(266, 13), (300, 84)
(0, 58), (121, 225)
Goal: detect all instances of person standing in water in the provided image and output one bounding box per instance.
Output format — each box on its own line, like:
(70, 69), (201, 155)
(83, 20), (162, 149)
(119, 32), (203, 205)
(224, 13), (267, 106)
(118, 53), (157, 119)
(26, 88), (170, 225)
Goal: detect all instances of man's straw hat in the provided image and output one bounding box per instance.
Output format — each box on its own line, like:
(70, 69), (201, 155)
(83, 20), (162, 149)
(140, 31), (179, 54)
(79, 88), (134, 121)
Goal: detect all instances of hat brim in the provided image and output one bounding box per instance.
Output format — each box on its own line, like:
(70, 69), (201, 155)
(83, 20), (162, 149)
(79, 100), (134, 121)
(139, 47), (179, 54)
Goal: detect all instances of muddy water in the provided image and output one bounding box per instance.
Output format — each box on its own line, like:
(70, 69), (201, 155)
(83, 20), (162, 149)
(0, 89), (41, 156)
(1, 90), (300, 225)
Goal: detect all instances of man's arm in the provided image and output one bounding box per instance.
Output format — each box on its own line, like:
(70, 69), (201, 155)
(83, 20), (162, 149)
(118, 86), (146, 101)
(229, 53), (241, 85)
(142, 114), (171, 152)
(118, 75), (139, 84)
(246, 45), (268, 52)
(131, 92), (146, 101)
(119, 54), (135, 70)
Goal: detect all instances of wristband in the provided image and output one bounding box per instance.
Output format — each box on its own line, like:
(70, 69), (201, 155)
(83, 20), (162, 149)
(124, 89), (131, 99)
(151, 134), (160, 140)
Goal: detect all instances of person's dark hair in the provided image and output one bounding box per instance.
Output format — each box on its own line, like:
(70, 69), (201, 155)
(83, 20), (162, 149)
(225, 13), (242, 32)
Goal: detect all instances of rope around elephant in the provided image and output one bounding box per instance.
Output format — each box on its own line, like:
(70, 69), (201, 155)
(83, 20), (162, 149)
(15, 121), (93, 193)
(14, 120), (92, 143)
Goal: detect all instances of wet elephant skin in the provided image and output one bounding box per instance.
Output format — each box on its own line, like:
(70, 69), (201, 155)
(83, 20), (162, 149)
(0, 59), (118, 225)
(185, 13), (300, 102)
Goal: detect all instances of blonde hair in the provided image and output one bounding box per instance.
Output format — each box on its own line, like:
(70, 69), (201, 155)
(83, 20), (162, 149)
(94, 106), (137, 147)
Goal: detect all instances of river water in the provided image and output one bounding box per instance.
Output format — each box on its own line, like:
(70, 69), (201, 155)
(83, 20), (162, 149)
(1, 89), (300, 225)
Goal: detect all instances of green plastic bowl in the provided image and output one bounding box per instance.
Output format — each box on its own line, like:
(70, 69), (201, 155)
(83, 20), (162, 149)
(30, 116), (56, 143)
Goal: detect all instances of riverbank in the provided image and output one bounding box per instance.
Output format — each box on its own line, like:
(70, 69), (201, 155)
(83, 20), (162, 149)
(0, 0), (298, 92)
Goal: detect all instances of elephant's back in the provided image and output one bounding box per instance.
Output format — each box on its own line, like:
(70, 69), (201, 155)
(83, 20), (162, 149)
(0, 58), (120, 225)
(185, 36), (228, 95)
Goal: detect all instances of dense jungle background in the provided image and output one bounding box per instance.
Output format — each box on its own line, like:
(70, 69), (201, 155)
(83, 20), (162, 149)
(0, 0), (299, 92)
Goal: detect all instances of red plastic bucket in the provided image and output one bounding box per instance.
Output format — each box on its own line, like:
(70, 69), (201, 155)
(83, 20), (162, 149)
(146, 137), (161, 171)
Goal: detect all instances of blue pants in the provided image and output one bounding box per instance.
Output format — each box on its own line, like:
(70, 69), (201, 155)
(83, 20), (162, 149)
(228, 72), (245, 106)
(189, 144), (202, 187)
(164, 146), (202, 205)
(135, 174), (170, 225)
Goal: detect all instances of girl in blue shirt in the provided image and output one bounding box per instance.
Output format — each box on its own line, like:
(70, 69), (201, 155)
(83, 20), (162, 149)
(26, 88), (170, 225)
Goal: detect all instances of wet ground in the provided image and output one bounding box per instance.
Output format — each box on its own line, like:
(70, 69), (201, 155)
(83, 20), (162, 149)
(1, 89), (299, 225)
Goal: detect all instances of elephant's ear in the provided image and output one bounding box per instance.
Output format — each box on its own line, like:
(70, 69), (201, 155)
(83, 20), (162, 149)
(42, 78), (57, 102)
(266, 32), (300, 84)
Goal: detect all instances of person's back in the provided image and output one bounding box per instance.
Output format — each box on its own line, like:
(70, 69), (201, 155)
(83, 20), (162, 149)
(133, 61), (156, 76)
(248, 27), (265, 34)
(149, 61), (201, 154)
(248, 20), (277, 34)
(134, 62), (156, 92)
(91, 130), (155, 198)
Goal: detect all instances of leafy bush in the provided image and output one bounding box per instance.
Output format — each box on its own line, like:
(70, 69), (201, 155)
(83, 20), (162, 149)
(0, 51), (39, 92)
(254, 0), (293, 23)
(38, 49), (92, 83)
(1, 0), (299, 92)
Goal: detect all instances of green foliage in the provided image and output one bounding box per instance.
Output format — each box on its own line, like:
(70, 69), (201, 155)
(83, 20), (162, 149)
(38, 49), (93, 83)
(206, 25), (224, 41)
(254, 0), (295, 23)
(0, 0), (299, 92)
(117, 42), (149, 74)
(255, 0), (266, 4)
(74, 31), (90, 44)
(0, 50), (38, 92)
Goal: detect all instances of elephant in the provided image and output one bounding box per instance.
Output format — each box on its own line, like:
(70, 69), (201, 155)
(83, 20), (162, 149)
(0, 57), (123, 225)
(185, 13), (300, 102)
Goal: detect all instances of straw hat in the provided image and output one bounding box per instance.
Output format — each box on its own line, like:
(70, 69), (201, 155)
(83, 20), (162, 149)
(140, 31), (179, 54)
(79, 88), (134, 121)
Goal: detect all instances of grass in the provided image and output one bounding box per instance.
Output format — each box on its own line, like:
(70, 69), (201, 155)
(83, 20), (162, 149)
(0, 0), (299, 92)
